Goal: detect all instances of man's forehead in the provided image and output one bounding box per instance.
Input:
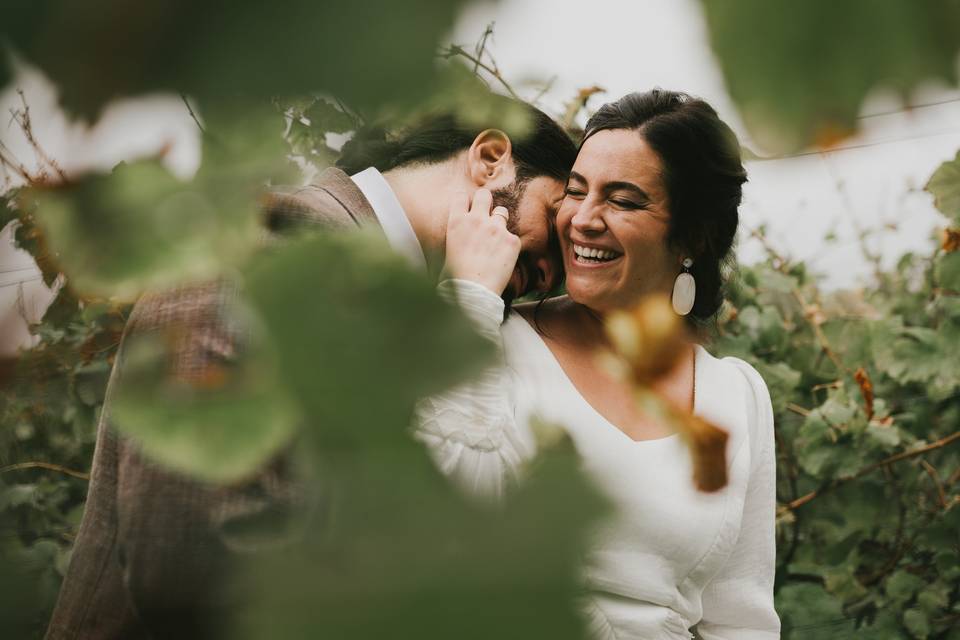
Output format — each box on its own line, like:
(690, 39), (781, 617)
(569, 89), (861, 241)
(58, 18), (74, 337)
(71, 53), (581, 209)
(525, 175), (566, 205)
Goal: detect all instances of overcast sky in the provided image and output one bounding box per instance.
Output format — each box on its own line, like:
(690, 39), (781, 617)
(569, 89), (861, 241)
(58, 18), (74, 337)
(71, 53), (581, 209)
(3, 0), (960, 351)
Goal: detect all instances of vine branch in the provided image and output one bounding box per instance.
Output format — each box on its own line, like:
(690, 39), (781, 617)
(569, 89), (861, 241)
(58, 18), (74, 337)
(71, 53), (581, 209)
(0, 461), (90, 480)
(782, 430), (960, 511)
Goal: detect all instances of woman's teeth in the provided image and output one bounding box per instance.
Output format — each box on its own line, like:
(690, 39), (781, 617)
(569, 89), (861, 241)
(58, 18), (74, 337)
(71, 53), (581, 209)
(573, 243), (621, 263)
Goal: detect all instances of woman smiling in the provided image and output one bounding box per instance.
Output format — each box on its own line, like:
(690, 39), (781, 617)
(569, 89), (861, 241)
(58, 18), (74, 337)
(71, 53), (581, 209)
(417, 89), (780, 639)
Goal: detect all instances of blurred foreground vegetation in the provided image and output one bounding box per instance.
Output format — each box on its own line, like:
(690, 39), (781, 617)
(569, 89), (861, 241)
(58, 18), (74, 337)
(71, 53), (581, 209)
(3, 1), (960, 638)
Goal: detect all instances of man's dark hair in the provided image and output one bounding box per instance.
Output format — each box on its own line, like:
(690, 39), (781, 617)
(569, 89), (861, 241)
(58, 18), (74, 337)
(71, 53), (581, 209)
(337, 97), (576, 186)
(583, 89), (747, 323)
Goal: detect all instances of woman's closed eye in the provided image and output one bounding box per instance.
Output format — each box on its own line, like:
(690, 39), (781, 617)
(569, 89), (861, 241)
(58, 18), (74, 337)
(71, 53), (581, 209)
(610, 198), (646, 210)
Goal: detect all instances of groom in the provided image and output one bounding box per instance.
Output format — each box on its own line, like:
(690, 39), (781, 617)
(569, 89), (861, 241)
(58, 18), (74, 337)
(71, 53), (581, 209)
(46, 98), (577, 639)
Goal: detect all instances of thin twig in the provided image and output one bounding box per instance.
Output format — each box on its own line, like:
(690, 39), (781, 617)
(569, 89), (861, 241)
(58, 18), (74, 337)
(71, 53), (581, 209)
(919, 459), (948, 509)
(180, 93), (206, 136)
(531, 76), (557, 107)
(783, 430), (960, 511)
(786, 402), (811, 417)
(11, 89), (68, 183)
(439, 44), (522, 100)
(473, 23), (494, 75)
(0, 461), (90, 480)
(0, 140), (36, 183)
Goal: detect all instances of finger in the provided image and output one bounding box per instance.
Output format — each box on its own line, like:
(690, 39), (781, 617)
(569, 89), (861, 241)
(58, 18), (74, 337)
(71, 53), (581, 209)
(469, 188), (492, 216)
(490, 206), (509, 228)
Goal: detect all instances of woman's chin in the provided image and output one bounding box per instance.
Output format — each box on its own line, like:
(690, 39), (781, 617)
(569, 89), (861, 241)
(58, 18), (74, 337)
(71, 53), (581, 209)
(565, 278), (613, 309)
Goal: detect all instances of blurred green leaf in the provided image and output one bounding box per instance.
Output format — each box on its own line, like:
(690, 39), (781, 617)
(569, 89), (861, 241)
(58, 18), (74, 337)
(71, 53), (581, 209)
(111, 293), (300, 483)
(233, 427), (607, 640)
(24, 109), (290, 300)
(243, 231), (494, 448)
(936, 251), (960, 290)
(701, 0), (960, 152)
(927, 150), (960, 224)
(1, 0), (470, 120)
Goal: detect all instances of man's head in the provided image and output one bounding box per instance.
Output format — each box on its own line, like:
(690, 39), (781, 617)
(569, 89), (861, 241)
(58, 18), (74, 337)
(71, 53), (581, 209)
(337, 99), (577, 300)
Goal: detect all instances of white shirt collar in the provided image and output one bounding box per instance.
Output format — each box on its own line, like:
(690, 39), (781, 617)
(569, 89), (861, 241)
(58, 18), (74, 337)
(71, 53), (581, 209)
(350, 167), (427, 272)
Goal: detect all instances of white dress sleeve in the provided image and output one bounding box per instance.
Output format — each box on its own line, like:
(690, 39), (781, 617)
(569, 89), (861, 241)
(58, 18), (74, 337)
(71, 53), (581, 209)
(413, 279), (532, 501)
(695, 359), (781, 639)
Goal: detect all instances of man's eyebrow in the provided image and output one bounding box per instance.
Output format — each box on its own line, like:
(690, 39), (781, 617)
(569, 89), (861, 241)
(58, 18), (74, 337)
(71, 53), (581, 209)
(567, 171), (587, 184)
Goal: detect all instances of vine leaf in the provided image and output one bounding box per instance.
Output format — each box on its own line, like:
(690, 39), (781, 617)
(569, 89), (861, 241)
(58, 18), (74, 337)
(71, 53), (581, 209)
(927, 150), (960, 225)
(701, 0), (960, 152)
(1, 0), (470, 120)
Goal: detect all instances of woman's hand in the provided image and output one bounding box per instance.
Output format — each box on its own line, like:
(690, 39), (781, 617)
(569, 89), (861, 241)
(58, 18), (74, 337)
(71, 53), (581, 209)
(443, 188), (521, 296)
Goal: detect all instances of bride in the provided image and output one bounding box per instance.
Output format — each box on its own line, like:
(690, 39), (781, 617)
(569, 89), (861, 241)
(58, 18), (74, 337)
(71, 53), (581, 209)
(416, 90), (781, 639)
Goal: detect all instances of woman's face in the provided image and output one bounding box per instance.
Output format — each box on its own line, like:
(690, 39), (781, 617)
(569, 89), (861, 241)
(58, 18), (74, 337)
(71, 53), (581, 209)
(556, 128), (681, 312)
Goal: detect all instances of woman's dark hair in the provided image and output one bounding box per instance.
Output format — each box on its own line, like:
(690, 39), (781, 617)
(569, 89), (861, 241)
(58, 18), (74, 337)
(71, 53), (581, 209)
(337, 97), (577, 186)
(582, 89), (747, 322)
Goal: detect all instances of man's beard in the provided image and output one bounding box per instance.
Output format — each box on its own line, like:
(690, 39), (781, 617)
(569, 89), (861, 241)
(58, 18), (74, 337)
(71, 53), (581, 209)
(490, 180), (529, 307)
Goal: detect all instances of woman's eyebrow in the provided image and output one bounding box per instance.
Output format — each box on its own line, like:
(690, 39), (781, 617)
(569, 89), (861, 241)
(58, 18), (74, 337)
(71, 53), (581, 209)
(604, 181), (650, 201)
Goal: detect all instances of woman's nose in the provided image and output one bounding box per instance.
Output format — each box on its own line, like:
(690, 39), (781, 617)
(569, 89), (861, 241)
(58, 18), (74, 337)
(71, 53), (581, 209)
(570, 200), (605, 234)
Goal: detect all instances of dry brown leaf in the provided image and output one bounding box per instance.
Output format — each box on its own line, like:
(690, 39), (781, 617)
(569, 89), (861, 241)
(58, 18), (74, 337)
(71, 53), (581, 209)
(605, 296), (686, 385)
(605, 294), (729, 492)
(853, 366), (874, 420)
(941, 227), (960, 253)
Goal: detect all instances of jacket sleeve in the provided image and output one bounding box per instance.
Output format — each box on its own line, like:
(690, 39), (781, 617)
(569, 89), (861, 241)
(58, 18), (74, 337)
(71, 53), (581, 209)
(413, 280), (533, 501)
(45, 306), (149, 639)
(46, 281), (302, 639)
(694, 359), (781, 639)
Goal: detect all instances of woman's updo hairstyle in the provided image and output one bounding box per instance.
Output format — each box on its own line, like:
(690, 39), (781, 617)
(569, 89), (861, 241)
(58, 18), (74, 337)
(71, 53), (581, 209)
(582, 89), (747, 321)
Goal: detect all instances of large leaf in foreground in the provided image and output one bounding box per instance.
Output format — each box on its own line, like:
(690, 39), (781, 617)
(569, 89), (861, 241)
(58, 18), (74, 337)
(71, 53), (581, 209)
(23, 110), (290, 300)
(232, 429), (608, 640)
(242, 231), (494, 447)
(1, 0), (468, 120)
(110, 289), (300, 482)
(701, 0), (960, 152)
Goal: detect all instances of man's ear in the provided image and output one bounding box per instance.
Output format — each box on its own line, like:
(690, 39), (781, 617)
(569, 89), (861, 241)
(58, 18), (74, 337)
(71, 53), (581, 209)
(467, 129), (513, 187)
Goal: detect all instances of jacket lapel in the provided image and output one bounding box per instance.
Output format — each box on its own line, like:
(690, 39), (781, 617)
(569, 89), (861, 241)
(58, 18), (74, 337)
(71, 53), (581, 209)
(262, 167), (384, 236)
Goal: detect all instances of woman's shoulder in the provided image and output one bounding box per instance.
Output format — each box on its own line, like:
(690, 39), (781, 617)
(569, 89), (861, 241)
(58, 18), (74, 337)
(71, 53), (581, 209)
(699, 348), (775, 461)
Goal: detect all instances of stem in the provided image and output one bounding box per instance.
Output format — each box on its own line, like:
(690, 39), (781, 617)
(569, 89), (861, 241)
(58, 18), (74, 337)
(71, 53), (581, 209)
(180, 93), (206, 136)
(0, 461), (90, 480)
(440, 45), (522, 101)
(783, 430), (960, 511)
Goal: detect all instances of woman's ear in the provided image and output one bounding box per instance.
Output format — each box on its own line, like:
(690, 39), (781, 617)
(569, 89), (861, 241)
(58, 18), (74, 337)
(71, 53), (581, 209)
(467, 129), (513, 187)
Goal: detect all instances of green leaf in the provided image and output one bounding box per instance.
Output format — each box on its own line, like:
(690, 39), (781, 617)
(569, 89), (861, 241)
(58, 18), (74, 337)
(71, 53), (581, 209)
(865, 422), (901, 450)
(935, 251), (960, 291)
(110, 291), (300, 483)
(885, 569), (923, 604)
(304, 99), (356, 135)
(2, 0), (470, 120)
(700, 0), (960, 152)
(926, 151), (960, 224)
(242, 231), (494, 448)
(25, 110), (290, 300)
(903, 607), (931, 639)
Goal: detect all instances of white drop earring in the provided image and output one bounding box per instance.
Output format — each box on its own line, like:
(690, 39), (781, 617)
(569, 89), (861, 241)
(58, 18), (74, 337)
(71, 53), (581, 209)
(672, 258), (696, 316)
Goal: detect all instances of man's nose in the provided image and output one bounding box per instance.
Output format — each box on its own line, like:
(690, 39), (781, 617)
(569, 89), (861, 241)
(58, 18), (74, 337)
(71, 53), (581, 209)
(571, 200), (605, 234)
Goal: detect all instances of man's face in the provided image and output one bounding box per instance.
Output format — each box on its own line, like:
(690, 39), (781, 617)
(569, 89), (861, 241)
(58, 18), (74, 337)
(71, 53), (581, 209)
(491, 175), (566, 303)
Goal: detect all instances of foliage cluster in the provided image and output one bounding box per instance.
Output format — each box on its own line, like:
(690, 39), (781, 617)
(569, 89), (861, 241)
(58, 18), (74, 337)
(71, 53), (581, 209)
(3, 2), (960, 639)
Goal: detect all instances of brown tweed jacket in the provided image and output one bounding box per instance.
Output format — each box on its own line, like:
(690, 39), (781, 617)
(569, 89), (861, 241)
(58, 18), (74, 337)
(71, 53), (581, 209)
(45, 169), (382, 639)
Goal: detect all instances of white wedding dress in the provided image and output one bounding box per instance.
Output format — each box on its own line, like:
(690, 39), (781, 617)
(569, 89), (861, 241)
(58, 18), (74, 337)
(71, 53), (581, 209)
(414, 281), (781, 640)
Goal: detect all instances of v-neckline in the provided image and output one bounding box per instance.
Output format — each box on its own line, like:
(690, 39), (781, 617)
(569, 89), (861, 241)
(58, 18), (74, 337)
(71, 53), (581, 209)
(513, 315), (701, 446)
